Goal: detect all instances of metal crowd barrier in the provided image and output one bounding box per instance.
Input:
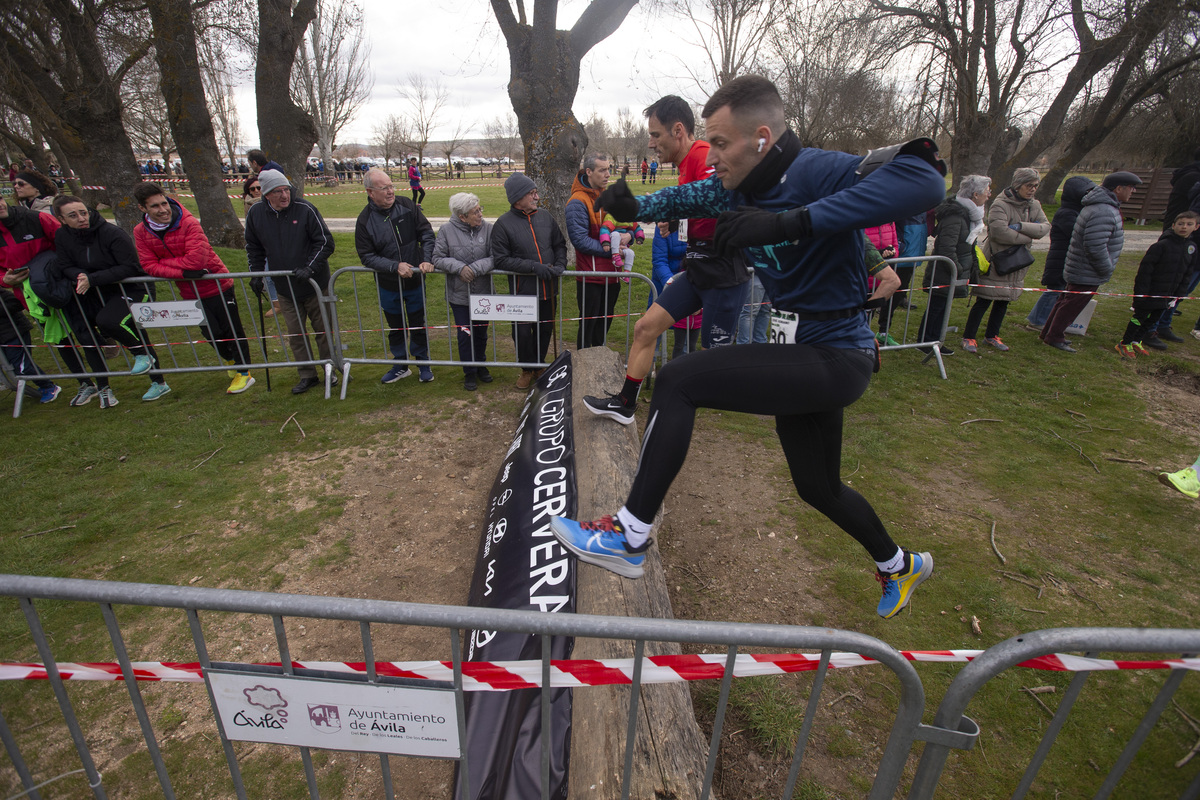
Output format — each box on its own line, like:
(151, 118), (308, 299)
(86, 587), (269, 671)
(0, 574), (930, 800)
(325, 267), (658, 396)
(1, 271), (336, 417)
(871, 255), (965, 380)
(908, 628), (1200, 800)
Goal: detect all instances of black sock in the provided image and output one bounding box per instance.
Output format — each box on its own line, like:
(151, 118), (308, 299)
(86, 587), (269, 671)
(618, 375), (642, 406)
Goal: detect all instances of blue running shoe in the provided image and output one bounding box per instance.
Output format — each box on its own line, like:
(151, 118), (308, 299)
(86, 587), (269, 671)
(130, 354), (155, 375)
(40, 384), (62, 404)
(142, 382), (171, 402)
(876, 550), (933, 618)
(550, 515), (651, 579)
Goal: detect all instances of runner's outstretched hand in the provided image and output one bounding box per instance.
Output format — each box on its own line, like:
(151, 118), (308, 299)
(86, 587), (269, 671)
(713, 206), (812, 254)
(593, 178), (638, 221)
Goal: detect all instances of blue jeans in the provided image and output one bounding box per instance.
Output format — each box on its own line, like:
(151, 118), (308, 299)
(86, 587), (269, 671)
(1156, 270), (1200, 332)
(1027, 290), (1060, 327)
(736, 273), (771, 344)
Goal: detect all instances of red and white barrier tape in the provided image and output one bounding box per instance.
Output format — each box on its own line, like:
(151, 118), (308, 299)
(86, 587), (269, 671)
(3, 651), (1198, 690)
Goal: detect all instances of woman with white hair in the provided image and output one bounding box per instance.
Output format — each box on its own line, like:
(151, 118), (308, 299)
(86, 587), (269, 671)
(433, 192), (495, 391)
(963, 167), (1049, 353)
(916, 174), (991, 353)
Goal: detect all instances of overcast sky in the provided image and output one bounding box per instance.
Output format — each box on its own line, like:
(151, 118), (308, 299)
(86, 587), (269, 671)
(233, 0), (713, 150)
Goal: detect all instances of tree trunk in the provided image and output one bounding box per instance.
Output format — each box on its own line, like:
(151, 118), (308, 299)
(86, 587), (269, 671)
(146, 0), (244, 246)
(256, 0), (319, 199)
(492, 0), (637, 226)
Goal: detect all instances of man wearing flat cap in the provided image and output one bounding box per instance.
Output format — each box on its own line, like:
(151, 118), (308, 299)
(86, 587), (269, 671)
(1041, 170), (1142, 352)
(491, 173), (566, 389)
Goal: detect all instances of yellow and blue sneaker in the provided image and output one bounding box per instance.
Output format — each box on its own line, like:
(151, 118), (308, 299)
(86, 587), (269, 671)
(876, 550), (933, 618)
(549, 515), (652, 579)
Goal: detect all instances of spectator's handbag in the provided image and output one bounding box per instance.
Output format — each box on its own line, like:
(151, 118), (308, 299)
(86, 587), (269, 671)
(990, 244), (1034, 275)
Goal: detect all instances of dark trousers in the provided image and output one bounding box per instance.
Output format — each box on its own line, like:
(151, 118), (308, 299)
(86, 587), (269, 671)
(917, 293), (951, 343)
(1041, 284), (1097, 345)
(1, 333), (53, 389)
(278, 293), (331, 379)
(963, 298), (1010, 340)
(411, 187), (425, 205)
(878, 264), (916, 335)
(76, 291), (164, 387)
(1121, 308), (1167, 344)
(199, 288), (251, 366)
(575, 279), (621, 348)
(512, 293), (557, 367)
(450, 303), (489, 374)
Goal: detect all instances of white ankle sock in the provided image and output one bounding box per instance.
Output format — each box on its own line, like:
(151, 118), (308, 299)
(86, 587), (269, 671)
(616, 507), (652, 548)
(875, 548), (905, 575)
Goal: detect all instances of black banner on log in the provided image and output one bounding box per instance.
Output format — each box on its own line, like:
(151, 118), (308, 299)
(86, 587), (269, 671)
(454, 351), (577, 800)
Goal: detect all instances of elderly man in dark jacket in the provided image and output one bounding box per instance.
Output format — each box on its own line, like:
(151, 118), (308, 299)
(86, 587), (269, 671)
(1041, 171), (1141, 352)
(491, 172), (566, 389)
(1026, 175), (1095, 330)
(245, 169), (335, 394)
(355, 168), (436, 384)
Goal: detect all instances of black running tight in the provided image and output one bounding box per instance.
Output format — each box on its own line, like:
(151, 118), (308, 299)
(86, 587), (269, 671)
(625, 343), (899, 562)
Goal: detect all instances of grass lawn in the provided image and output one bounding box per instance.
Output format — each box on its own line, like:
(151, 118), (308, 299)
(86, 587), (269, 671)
(1, 231), (1198, 797)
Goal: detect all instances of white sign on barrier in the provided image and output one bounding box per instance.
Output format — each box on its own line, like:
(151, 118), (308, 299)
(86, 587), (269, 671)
(469, 294), (539, 322)
(206, 669), (461, 758)
(133, 300), (206, 329)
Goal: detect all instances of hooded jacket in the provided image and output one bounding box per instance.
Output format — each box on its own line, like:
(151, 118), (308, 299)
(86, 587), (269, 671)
(1064, 186), (1126, 286)
(134, 198), (232, 300)
(974, 186), (1050, 302)
(1041, 176), (1095, 289)
(0, 203), (59, 311)
(54, 208), (149, 303)
(433, 215), (495, 306)
(565, 171), (620, 282)
(244, 196), (333, 302)
(1132, 231), (1198, 310)
(1164, 161), (1200, 229)
(354, 195), (435, 293)
(924, 196), (976, 299)
(491, 206), (566, 299)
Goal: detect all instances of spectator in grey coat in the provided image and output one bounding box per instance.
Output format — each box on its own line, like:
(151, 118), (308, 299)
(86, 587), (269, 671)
(434, 192), (496, 391)
(1040, 171), (1142, 352)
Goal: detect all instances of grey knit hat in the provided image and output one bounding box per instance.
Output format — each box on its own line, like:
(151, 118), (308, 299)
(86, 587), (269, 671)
(257, 169), (291, 197)
(505, 172), (537, 205)
(1011, 167), (1039, 189)
(1101, 170), (1143, 190)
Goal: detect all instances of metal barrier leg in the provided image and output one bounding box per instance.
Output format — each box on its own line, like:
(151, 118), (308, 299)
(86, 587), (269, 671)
(18, 598), (107, 799)
(0, 705), (42, 800)
(780, 649), (832, 799)
(359, 622), (395, 800)
(700, 646), (739, 800)
(186, 609), (249, 800)
(99, 603), (176, 799)
(14, 378), (26, 419)
(540, 633), (551, 800)
(450, 630), (470, 800)
(272, 615), (321, 800)
(1094, 664), (1193, 800)
(1011, 662), (1095, 800)
(620, 639), (646, 800)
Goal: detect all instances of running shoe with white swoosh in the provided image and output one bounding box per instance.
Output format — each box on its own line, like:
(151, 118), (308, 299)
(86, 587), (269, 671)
(550, 515), (651, 578)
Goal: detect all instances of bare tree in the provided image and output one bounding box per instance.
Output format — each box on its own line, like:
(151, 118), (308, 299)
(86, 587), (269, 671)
(146, 0), (245, 246)
(993, 0), (1200, 197)
(490, 0), (638, 220)
(198, 34), (243, 173)
(293, 0), (374, 186)
(0, 0), (150, 229)
(581, 113), (610, 158)
(122, 59), (175, 168)
(659, 0), (781, 93)
(867, 0), (1068, 179)
(372, 113), (410, 174)
(612, 107), (647, 167)
(399, 73), (448, 168)
(481, 113), (519, 173)
(439, 119), (471, 178)
(256, 0), (319, 196)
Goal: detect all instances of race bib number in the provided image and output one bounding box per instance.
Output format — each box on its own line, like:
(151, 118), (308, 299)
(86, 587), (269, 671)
(769, 309), (798, 344)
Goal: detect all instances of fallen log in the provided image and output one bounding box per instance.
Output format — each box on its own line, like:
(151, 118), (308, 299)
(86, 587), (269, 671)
(568, 347), (715, 799)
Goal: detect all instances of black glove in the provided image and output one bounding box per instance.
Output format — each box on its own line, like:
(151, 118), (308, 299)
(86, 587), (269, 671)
(294, 266), (314, 284)
(249, 277), (265, 297)
(713, 206), (812, 255)
(593, 178), (639, 221)
(181, 269), (208, 279)
(533, 262), (557, 281)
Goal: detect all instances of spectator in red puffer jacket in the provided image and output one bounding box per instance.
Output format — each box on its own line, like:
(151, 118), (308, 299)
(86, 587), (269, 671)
(133, 183), (255, 394)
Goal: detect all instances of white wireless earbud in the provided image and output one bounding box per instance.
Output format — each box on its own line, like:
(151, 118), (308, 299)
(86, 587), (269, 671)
(757, 138), (767, 153)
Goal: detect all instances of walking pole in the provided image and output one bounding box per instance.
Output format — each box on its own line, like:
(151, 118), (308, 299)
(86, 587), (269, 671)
(256, 292), (272, 391)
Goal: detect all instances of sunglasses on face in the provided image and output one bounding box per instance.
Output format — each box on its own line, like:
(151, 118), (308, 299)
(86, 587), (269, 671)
(12, 180), (27, 187)
(249, 185), (261, 192)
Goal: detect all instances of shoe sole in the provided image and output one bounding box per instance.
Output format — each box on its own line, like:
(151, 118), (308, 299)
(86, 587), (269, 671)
(1158, 473), (1200, 499)
(381, 372), (411, 384)
(143, 386), (171, 402)
(882, 552), (933, 618)
(70, 392), (97, 407)
(550, 518), (645, 579)
(130, 359), (155, 376)
(419, 375), (435, 383)
(228, 377), (256, 395)
(584, 403), (636, 425)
